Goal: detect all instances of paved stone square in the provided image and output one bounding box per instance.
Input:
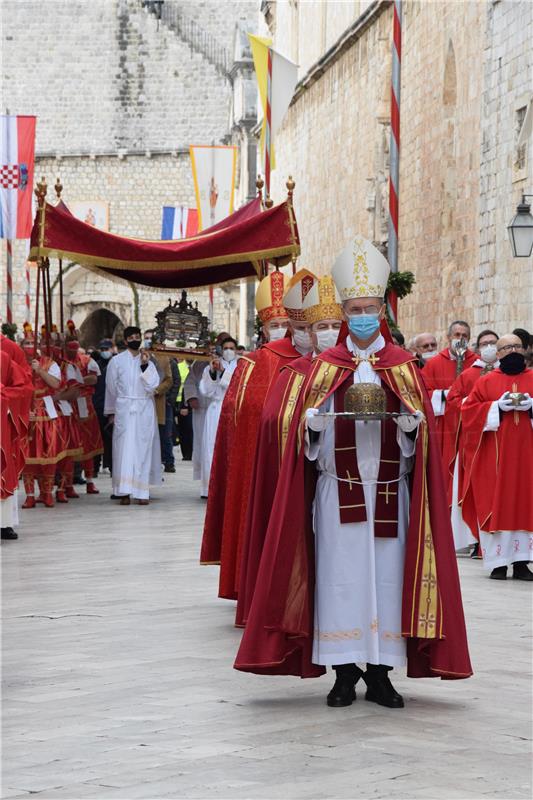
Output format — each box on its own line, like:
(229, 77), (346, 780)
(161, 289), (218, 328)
(2, 461), (532, 800)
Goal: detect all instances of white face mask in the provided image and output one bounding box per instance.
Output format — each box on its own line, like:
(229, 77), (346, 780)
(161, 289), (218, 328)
(421, 350), (437, 361)
(479, 343), (498, 363)
(223, 348), (236, 363)
(268, 327), (286, 342)
(292, 329), (313, 353)
(315, 329), (339, 352)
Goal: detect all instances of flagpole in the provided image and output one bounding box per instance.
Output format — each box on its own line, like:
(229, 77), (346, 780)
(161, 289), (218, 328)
(264, 46), (273, 201)
(6, 239), (13, 323)
(387, 0), (402, 325)
(54, 178), (64, 332)
(25, 260), (30, 320)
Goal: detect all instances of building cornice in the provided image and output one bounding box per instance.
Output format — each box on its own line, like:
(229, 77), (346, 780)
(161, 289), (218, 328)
(291, 0), (391, 106)
(35, 147), (190, 161)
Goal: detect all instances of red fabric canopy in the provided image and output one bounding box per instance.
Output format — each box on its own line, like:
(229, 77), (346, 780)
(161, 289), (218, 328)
(29, 197), (300, 289)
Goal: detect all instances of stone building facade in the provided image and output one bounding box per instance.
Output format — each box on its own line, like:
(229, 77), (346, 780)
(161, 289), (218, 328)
(267, 0), (532, 344)
(1, 0), (260, 344)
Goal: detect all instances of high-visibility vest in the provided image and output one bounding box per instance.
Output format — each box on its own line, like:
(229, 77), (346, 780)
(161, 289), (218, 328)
(177, 360), (189, 403)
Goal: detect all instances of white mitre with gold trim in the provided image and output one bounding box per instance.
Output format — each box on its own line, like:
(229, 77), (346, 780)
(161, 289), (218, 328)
(332, 236), (390, 300)
(282, 268), (318, 322)
(301, 275), (343, 324)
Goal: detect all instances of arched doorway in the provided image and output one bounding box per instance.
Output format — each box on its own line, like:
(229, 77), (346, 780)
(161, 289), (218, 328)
(79, 309), (122, 347)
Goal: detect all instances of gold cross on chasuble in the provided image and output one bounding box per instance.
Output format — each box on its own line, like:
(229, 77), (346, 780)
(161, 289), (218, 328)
(352, 353), (380, 367)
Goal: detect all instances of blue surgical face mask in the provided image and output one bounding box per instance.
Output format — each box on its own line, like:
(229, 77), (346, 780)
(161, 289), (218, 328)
(347, 314), (380, 339)
(100, 350), (112, 360)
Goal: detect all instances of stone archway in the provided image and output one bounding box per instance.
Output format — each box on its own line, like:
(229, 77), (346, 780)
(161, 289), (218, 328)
(79, 309), (122, 347)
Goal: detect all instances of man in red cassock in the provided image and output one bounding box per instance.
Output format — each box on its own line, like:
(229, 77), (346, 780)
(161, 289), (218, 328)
(201, 268), (318, 601)
(20, 326), (67, 509)
(236, 275), (343, 627)
(422, 320), (476, 497)
(235, 236), (472, 709)
(1, 334), (33, 540)
(461, 333), (533, 581)
(447, 329), (499, 553)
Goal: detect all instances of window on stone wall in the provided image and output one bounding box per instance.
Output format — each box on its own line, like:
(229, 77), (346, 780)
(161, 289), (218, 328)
(513, 100), (531, 182)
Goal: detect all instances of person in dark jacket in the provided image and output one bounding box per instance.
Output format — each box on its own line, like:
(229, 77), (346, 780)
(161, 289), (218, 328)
(93, 339), (114, 475)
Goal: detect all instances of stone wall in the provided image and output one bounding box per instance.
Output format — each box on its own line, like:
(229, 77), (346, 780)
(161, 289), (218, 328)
(0, 0), (258, 343)
(268, 0), (532, 345)
(477, 0), (533, 333)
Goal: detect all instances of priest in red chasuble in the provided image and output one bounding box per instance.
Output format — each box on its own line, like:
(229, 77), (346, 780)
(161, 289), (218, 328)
(447, 329), (499, 551)
(214, 268), (319, 601)
(236, 275), (343, 628)
(422, 321), (476, 496)
(461, 333), (533, 581)
(235, 236), (472, 708)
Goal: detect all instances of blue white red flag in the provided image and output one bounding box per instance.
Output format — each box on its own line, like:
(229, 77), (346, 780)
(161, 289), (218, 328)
(161, 206), (199, 239)
(0, 115), (36, 239)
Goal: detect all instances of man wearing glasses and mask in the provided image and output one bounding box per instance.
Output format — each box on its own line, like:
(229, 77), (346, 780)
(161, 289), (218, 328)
(104, 326), (161, 506)
(421, 320), (477, 492)
(461, 333), (533, 581)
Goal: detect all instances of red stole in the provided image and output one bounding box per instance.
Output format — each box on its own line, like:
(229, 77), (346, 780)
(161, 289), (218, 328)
(333, 375), (400, 536)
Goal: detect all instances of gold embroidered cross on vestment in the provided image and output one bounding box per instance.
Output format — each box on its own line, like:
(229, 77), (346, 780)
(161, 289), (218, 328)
(352, 353), (380, 367)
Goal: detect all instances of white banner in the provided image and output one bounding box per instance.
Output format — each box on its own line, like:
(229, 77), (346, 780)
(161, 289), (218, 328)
(190, 145), (237, 231)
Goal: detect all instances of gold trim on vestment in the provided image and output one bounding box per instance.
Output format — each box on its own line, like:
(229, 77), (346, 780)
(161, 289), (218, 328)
(278, 372), (305, 466)
(235, 359), (255, 423)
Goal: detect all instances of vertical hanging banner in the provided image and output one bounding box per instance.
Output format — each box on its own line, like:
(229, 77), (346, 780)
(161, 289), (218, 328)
(189, 145), (237, 231)
(248, 35), (298, 195)
(0, 115), (36, 239)
(0, 114), (37, 322)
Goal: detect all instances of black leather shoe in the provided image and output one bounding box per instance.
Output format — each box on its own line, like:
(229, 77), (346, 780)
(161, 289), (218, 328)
(1, 527), (18, 540)
(164, 464), (176, 473)
(326, 664), (363, 707)
(490, 566), (508, 580)
(512, 561), (533, 581)
(364, 665), (404, 709)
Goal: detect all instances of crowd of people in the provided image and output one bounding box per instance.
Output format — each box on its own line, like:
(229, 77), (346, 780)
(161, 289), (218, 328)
(1, 234), (531, 711)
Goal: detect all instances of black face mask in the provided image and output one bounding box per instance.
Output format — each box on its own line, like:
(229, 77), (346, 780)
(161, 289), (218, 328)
(499, 351), (526, 375)
(127, 340), (142, 351)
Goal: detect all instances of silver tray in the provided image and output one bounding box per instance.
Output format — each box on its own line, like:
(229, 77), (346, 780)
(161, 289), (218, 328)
(316, 411), (411, 421)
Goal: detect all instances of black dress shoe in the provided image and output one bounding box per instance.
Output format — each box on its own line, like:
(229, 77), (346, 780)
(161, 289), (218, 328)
(164, 464), (176, 473)
(73, 477), (87, 485)
(364, 665), (404, 709)
(490, 566), (508, 580)
(326, 664), (363, 707)
(110, 494), (121, 500)
(512, 561), (533, 581)
(1, 527), (18, 540)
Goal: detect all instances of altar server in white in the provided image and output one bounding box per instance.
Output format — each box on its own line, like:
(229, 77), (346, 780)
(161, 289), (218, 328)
(104, 326), (161, 505)
(198, 337), (239, 497)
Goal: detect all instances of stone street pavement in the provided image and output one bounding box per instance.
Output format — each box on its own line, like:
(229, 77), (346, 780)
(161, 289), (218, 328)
(2, 461), (532, 800)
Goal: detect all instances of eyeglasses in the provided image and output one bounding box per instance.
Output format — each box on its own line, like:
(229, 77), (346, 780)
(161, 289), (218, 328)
(346, 305), (381, 316)
(497, 344), (524, 353)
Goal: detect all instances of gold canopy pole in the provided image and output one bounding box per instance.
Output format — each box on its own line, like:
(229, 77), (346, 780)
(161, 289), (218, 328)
(54, 177), (65, 333)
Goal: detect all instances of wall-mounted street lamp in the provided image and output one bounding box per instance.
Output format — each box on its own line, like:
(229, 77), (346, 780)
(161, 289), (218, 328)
(507, 194), (533, 258)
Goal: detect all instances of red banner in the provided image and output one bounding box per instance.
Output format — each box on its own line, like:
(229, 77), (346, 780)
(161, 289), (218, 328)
(29, 197), (300, 290)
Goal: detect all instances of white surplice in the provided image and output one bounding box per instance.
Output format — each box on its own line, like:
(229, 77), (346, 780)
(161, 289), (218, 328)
(104, 350), (161, 500)
(183, 360), (212, 484)
(306, 335), (419, 668)
(198, 358), (238, 497)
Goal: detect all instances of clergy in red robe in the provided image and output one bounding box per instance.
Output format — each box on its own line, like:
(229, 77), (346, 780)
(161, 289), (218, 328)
(447, 329), (499, 550)
(200, 269), (291, 568)
(216, 268), (319, 601)
(236, 275), (343, 627)
(461, 334), (533, 581)
(235, 236), (472, 709)
(421, 321), (476, 497)
(1, 335), (33, 540)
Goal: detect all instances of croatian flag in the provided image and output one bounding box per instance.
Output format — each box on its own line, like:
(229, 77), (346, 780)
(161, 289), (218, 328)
(161, 206), (199, 239)
(0, 115), (36, 239)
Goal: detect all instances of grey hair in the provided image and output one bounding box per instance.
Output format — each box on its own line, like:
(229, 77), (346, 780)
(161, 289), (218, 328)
(447, 320), (470, 337)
